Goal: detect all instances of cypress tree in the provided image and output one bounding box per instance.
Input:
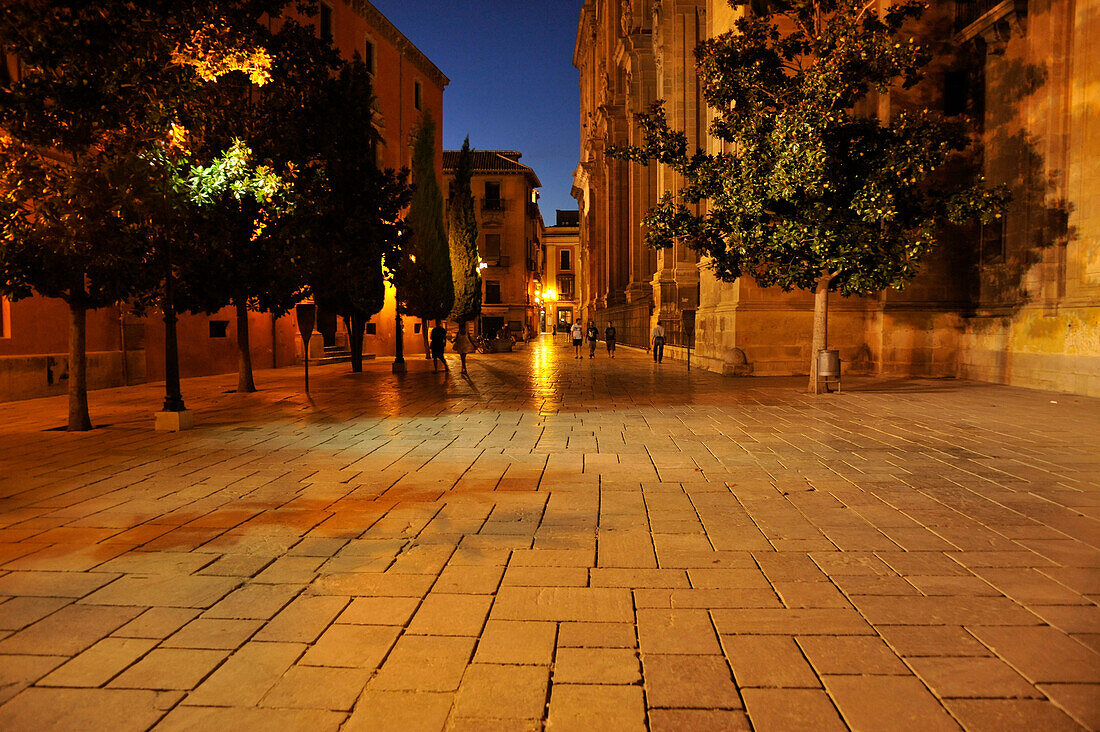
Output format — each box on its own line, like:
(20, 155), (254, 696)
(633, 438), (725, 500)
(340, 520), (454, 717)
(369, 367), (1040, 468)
(401, 112), (453, 353)
(448, 138), (481, 334)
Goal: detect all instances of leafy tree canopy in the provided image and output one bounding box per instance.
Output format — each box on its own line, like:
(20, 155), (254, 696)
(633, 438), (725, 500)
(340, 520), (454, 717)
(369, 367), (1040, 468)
(611, 0), (1008, 296)
(448, 137), (481, 325)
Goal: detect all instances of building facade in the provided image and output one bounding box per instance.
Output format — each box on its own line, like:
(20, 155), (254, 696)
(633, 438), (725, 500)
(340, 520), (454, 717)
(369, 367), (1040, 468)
(444, 150), (544, 340)
(0, 0), (447, 401)
(542, 210), (583, 333)
(573, 0), (1099, 395)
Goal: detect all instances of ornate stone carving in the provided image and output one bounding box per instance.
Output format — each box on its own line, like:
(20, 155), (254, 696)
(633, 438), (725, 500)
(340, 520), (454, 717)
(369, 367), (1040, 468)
(620, 0), (634, 37)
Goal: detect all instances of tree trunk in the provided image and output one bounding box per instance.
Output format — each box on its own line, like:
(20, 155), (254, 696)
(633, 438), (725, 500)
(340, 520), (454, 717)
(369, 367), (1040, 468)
(349, 314), (365, 373)
(422, 317), (430, 358)
(809, 271), (831, 394)
(235, 300), (256, 393)
(162, 286), (185, 412)
(67, 301), (93, 431)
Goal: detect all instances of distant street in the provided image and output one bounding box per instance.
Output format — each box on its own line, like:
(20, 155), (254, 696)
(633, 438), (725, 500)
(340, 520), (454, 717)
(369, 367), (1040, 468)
(1, 337), (1098, 730)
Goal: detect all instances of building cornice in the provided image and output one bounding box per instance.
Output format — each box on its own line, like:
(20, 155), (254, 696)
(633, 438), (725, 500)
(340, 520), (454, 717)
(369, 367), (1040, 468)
(345, 0), (449, 88)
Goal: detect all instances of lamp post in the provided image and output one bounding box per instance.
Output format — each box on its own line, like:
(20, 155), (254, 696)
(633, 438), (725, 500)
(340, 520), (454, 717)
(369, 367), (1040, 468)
(542, 288), (558, 338)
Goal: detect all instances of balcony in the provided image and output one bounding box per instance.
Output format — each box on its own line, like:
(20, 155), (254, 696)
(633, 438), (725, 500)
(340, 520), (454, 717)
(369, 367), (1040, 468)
(481, 198), (505, 212)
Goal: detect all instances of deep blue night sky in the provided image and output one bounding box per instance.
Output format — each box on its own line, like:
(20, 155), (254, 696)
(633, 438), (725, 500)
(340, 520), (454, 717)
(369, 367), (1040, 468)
(368, 0), (585, 221)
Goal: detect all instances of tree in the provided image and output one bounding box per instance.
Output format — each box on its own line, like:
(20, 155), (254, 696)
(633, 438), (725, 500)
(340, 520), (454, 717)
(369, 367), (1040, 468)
(175, 140), (296, 393)
(294, 58), (411, 373)
(611, 0), (1008, 392)
(0, 0), (274, 428)
(448, 138), (481, 335)
(178, 8), (338, 390)
(401, 112), (454, 356)
(0, 142), (153, 430)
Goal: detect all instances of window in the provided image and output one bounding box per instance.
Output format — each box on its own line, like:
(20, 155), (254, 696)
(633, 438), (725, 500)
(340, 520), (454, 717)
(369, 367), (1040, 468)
(319, 3), (333, 42)
(981, 216), (1007, 264)
(485, 234), (501, 259)
(943, 70), (969, 117)
(413, 322), (422, 334)
(556, 308), (573, 330)
(0, 296), (10, 338)
(209, 320), (229, 338)
(557, 275), (575, 300)
(485, 281), (502, 304)
(364, 38), (375, 75)
(366, 322), (377, 335)
(484, 182), (501, 204)
(414, 80), (422, 110)
(559, 248), (571, 271)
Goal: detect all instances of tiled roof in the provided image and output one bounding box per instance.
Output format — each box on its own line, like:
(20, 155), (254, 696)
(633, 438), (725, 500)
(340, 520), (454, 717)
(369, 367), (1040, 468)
(443, 150), (542, 187)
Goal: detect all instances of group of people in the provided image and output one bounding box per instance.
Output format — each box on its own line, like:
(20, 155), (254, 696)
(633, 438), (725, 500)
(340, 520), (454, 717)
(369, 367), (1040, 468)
(568, 319), (667, 363)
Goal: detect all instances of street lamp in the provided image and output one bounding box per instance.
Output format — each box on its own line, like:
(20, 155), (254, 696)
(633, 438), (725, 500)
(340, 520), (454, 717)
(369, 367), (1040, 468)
(542, 287), (558, 337)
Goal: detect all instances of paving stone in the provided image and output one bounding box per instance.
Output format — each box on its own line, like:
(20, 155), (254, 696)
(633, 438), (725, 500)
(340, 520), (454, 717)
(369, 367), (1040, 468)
(336, 596), (419, 627)
(260, 665), (371, 710)
(637, 608), (720, 654)
(109, 647), (228, 690)
(1036, 683), (1100, 729)
(0, 653), (66, 703)
(546, 684), (646, 730)
(0, 687), (180, 731)
(722, 635), (821, 688)
(474, 619), (556, 664)
(968, 626), (1100, 683)
(823, 675), (961, 731)
(452, 663), (549, 720)
(157, 705), (345, 732)
(369, 635), (475, 692)
(909, 655), (1043, 698)
(642, 654), (742, 709)
(204, 582), (300, 619)
(254, 595), (349, 643)
(648, 709), (752, 731)
(741, 688), (846, 731)
(557, 621), (636, 648)
(299, 624), (400, 669)
(796, 635), (909, 675)
(553, 647), (641, 684)
(0, 596), (68, 630)
(491, 587), (632, 622)
(343, 690), (453, 732)
(877, 625), (993, 657)
(406, 593), (491, 636)
(183, 641), (304, 707)
(0, 603), (143, 655)
(943, 699), (1084, 731)
(0, 571), (119, 598)
(82, 574), (239, 608)
(39, 637), (157, 687)
(164, 617), (263, 649)
(113, 607), (200, 639)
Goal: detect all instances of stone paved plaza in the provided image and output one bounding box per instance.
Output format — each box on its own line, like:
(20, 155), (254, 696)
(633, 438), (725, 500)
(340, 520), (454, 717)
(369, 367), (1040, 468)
(0, 337), (1098, 731)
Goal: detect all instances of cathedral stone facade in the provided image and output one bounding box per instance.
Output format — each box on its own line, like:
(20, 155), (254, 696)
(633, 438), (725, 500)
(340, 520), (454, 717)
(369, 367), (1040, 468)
(573, 0), (1100, 395)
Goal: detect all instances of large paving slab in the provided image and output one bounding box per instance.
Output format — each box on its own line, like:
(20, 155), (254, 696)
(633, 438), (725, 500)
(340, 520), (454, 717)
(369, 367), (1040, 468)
(0, 338), (1098, 730)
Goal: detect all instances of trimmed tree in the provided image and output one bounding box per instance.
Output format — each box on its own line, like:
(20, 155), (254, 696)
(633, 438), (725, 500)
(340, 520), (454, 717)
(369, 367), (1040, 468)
(178, 8), (337, 390)
(294, 58), (411, 373)
(174, 140), (296, 393)
(401, 112), (454, 356)
(0, 0), (269, 429)
(611, 0), (1008, 392)
(0, 142), (153, 430)
(447, 138), (481, 337)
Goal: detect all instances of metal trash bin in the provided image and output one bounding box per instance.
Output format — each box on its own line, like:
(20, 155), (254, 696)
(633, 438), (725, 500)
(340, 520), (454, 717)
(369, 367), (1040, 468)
(817, 349), (841, 392)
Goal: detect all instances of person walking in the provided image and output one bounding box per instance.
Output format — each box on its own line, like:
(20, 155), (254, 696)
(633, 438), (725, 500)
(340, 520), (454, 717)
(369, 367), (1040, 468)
(651, 321), (666, 364)
(605, 321), (617, 358)
(586, 321), (600, 358)
(570, 319), (584, 359)
(453, 326), (474, 374)
(429, 320), (449, 372)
